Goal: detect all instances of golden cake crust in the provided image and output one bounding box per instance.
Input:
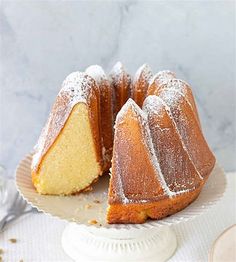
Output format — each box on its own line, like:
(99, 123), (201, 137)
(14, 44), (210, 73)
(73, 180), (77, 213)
(110, 62), (132, 119)
(132, 64), (153, 107)
(107, 185), (202, 224)
(32, 73), (103, 194)
(148, 75), (201, 125)
(86, 65), (113, 172)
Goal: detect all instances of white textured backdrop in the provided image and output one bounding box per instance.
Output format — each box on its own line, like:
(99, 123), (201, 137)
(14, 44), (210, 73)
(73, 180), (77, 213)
(0, 0), (235, 175)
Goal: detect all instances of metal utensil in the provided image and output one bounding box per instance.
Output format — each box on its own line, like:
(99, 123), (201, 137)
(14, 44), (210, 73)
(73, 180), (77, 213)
(0, 173), (39, 232)
(0, 191), (26, 231)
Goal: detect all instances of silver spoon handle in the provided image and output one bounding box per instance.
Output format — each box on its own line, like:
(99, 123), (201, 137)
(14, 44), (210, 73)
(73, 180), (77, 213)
(0, 209), (35, 232)
(0, 213), (17, 232)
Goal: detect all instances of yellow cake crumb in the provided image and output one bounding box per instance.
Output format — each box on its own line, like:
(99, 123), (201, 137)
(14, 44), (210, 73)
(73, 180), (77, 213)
(85, 204), (92, 209)
(88, 219), (98, 225)
(33, 103), (101, 195)
(9, 238), (17, 243)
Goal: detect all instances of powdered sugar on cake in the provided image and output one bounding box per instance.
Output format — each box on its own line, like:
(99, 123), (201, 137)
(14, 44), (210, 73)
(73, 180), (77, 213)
(133, 64), (152, 83)
(114, 99), (173, 202)
(86, 65), (107, 84)
(110, 61), (123, 79)
(149, 70), (176, 87)
(109, 61), (132, 85)
(113, 93), (205, 203)
(60, 72), (96, 103)
(157, 90), (204, 180)
(143, 95), (201, 193)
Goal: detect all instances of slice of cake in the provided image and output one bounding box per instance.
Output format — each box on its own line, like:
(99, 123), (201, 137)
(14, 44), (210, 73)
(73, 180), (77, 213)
(107, 95), (215, 223)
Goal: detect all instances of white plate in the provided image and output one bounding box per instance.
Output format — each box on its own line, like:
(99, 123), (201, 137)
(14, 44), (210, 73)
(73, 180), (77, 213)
(209, 224), (236, 262)
(16, 154), (227, 230)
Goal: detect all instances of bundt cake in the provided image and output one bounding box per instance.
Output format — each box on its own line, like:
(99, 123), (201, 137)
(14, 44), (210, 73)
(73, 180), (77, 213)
(31, 63), (216, 223)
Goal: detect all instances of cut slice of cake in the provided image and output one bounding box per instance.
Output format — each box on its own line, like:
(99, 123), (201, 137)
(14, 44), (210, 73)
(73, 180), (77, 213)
(107, 97), (215, 224)
(32, 72), (103, 195)
(143, 95), (203, 193)
(107, 99), (170, 224)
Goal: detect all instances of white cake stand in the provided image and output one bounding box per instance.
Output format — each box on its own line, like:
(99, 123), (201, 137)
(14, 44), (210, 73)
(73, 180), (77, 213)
(16, 154), (227, 262)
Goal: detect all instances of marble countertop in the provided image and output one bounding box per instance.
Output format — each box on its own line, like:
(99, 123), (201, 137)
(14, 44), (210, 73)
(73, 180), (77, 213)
(0, 1), (235, 175)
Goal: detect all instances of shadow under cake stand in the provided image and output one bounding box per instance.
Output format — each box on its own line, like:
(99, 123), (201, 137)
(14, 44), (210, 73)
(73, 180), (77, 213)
(16, 154), (227, 262)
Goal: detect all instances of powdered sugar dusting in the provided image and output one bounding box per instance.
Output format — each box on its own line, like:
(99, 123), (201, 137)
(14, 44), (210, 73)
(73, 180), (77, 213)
(115, 98), (136, 122)
(149, 70), (176, 86)
(134, 64), (152, 83)
(110, 61), (123, 79)
(86, 65), (114, 169)
(132, 64), (153, 106)
(143, 95), (164, 115)
(109, 62), (132, 119)
(109, 61), (132, 86)
(143, 95), (201, 194)
(86, 65), (107, 84)
(156, 90), (204, 180)
(160, 79), (200, 125)
(160, 88), (215, 179)
(60, 72), (95, 103)
(114, 98), (173, 202)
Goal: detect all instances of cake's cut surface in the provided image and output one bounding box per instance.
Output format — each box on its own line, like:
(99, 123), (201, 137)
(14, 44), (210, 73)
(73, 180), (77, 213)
(33, 103), (101, 195)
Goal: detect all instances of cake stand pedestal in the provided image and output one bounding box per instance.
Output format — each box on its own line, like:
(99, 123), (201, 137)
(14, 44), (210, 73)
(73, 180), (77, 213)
(61, 223), (177, 261)
(15, 154), (227, 262)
